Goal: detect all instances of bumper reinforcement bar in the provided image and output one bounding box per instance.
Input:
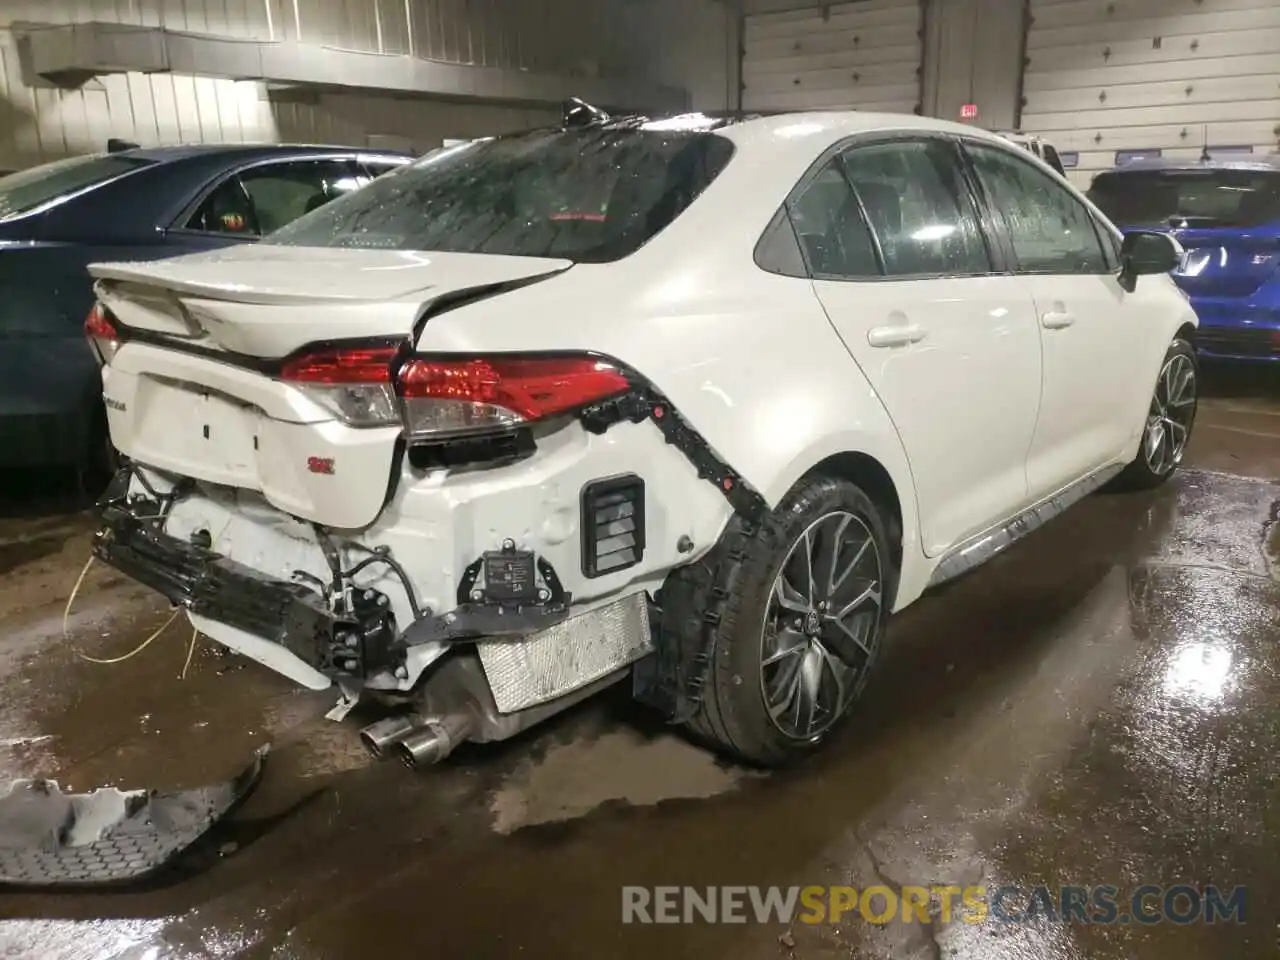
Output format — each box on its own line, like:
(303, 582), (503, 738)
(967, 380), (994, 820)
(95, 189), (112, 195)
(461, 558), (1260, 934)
(94, 500), (394, 679)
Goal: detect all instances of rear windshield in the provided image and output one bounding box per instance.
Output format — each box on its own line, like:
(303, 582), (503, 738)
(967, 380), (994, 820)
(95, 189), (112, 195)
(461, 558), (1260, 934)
(0, 154), (152, 220)
(1087, 168), (1280, 229)
(267, 128), (735, 262)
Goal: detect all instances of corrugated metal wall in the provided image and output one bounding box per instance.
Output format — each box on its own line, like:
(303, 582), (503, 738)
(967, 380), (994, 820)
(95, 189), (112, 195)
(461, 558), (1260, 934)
(741, 0), (923, 114)
(0, 0), (737, 170)
(1021, 0), (1280, 186)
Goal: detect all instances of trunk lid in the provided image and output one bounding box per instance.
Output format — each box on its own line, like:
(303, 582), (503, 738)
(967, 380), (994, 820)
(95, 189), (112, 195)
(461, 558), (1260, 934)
(89, 244), (571, 358)
(92, 245), (572, 528)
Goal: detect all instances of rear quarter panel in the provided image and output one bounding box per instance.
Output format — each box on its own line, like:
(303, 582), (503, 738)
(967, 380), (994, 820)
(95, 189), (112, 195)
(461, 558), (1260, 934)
(413, 256), (929, 609)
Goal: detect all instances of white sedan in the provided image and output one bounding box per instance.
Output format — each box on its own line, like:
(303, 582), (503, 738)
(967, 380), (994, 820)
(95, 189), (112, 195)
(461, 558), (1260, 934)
(83, 108), (1197, 769)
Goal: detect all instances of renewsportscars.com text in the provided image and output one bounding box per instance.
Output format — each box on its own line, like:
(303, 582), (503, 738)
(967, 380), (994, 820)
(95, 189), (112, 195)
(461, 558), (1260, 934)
(621, 884), (1246, 926)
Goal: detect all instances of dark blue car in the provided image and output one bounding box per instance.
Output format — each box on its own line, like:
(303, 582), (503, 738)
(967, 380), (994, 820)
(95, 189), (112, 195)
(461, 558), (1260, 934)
(1087, 156), (1280, 362)
(0, 143), (411, 479)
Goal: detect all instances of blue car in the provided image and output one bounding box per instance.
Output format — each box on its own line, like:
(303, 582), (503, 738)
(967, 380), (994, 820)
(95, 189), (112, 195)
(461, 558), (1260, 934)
(0, 143), (411, 479)
(1087, 156), (1280, 361)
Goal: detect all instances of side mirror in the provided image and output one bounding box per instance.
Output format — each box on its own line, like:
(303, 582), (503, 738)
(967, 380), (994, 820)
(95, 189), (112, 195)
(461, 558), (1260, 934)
(1119, 230), (1183, 291)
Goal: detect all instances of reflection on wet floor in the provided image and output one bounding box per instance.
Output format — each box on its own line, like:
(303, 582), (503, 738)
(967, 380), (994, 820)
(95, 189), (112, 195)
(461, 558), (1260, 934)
(0, 379), (1279, 959)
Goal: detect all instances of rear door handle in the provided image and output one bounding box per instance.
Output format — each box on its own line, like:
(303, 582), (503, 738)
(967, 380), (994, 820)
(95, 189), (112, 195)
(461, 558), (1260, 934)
(1041, 310), (1075, 329)
(867, 323), (928, 348)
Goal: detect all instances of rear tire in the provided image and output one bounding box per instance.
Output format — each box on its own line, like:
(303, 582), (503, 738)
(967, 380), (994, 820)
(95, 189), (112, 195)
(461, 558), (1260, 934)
(1116, 338), (1197, 491)
(660, 476), (897, 767)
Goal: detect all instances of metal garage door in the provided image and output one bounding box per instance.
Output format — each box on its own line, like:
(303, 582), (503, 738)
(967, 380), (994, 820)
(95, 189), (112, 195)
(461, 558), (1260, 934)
(1020, 0), (1280, 186)
(741, 0), (923, 114)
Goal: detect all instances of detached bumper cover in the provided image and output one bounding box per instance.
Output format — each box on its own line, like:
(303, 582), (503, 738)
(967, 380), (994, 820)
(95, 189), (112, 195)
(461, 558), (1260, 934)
(0, 746), (266, 887)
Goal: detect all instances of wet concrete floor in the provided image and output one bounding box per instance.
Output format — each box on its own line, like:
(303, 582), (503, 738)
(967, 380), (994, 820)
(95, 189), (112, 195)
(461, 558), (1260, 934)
(0, 363), (1278, 959)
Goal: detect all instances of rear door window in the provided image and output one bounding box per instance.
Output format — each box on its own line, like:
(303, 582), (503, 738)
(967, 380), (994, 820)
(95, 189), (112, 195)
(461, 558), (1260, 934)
(786, 161), (880, 278)
(187, 177), (257, 234)
(240, 160), (365, 233)
(187, 159), (365, 236)
(840, 139), (992, 277)
(1087, 168), (1280, 229)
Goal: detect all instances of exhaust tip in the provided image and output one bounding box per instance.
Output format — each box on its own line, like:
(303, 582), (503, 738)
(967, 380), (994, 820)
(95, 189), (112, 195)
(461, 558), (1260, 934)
(359, 730), (385, 760)
(395, 715), (473, 769)
(394, 741), (419, 769)
(359, 715), (419, 760)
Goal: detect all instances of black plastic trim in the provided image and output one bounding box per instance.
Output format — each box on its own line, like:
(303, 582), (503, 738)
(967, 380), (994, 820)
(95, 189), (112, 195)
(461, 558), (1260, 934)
(580, 473), (646, 578)
(574, 366), (770, 529)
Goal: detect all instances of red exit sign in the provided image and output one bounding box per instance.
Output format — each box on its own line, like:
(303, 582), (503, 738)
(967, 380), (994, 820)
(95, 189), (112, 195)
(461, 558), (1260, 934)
(959, 103), (979, 120)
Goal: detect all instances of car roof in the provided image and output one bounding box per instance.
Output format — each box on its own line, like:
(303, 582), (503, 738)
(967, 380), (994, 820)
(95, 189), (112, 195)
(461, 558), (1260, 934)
(549, 108), (1014, 143)
(701, 112), (1021, 165)
(115, 143), (414, 164)
(576, 110), (1016, 156)
(1096, 155), (1280, 175)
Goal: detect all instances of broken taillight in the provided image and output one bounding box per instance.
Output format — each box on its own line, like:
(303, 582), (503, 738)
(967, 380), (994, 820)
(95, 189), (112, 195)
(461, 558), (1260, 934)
(279, 344), (403, 427)
(397, 355), (630, 438)
(84, 302), (121, 365)
(279, 345), (631, 438)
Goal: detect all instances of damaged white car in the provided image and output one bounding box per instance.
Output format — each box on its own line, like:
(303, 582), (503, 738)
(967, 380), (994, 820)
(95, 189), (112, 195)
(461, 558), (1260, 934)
(85, 106), (1198, 770)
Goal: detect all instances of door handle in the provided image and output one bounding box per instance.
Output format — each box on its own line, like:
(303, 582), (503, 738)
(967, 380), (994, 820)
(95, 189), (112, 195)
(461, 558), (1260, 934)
(1041, 310), (1075, 329)
(867, 323), (928, 348)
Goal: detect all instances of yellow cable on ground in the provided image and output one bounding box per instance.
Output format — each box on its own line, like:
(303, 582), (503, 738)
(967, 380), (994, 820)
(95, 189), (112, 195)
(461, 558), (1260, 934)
(63, 515), (234, 671)
(62, 554), (96, 641)
(76, 608), (182, 665)
(180, 627), (199, 680)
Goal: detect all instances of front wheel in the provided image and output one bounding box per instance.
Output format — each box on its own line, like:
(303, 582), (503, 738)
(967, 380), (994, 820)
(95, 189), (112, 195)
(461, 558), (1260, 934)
(1116, 338), (1198, 490)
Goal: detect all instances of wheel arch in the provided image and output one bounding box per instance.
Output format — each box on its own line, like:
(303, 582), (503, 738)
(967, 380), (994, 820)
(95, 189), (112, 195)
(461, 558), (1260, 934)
(802, 451), (903, 568)
(765, 433), (928, 610)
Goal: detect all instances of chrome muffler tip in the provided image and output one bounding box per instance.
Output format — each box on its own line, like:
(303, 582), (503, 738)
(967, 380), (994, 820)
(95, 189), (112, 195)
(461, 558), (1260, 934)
(359, 714), (421, 759)
(394, 714), (474, 769)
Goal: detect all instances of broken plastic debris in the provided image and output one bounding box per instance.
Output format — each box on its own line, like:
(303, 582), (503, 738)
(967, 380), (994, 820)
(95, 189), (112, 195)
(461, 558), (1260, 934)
(0, 735), (54, 748)
(325, 693), (358, 722)
(0, 744), (267, 887)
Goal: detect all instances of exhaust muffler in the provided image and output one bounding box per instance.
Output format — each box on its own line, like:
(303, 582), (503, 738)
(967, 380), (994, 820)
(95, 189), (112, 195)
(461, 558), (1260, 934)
(394, 714), (475, 769)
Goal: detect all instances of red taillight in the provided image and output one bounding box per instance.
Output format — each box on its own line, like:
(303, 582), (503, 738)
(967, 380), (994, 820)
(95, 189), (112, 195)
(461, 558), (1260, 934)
(279, 345), (400, 384)
(85, 302), (121, 365)
(84, 302), (117, 340)
(279, 344), (404, 428)
(277, 345), (631, 438)
(397, 355), (629, 421)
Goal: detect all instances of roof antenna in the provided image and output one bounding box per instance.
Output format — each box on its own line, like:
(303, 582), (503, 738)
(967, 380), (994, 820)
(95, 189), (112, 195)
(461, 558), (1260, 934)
(562, 97), (610, 128)
(1199, 124), (1211, 163)
(107, 138), (139, 153)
